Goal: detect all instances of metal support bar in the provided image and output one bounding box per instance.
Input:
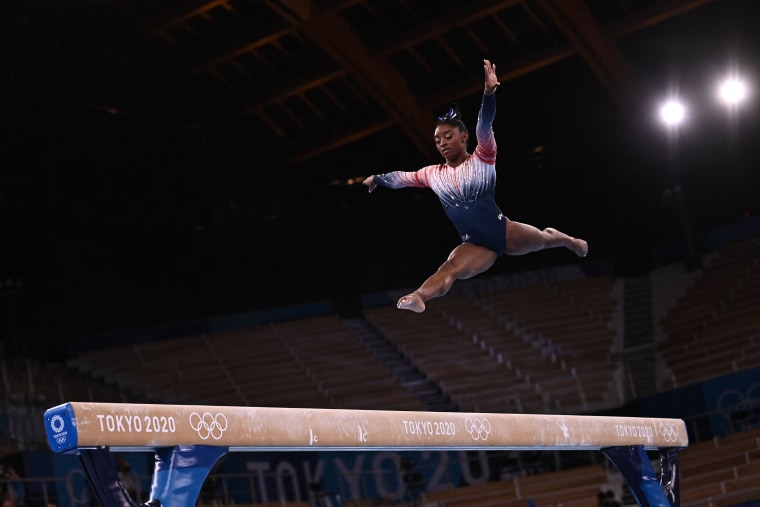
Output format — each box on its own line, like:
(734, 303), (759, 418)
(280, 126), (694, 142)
(659, 447), (681, 507)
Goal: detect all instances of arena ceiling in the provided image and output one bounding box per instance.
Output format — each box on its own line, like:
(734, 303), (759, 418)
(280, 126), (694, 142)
(4, 0), (760, 344)
(144, 0), (722, 163)
(8, 0), (727, 162)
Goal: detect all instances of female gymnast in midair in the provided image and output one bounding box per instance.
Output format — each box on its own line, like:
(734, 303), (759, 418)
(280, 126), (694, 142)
(363, 59), (588, 313)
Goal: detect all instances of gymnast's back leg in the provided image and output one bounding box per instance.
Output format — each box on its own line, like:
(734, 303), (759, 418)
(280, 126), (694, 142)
(505, 220), (588, 257)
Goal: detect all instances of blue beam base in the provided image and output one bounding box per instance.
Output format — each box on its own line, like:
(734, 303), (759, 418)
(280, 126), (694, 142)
(78, 445), (229, 507)
(602, 445), (681, 507)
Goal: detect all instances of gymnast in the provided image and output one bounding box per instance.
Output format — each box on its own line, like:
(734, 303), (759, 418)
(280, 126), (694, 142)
(363, 59), (588, 313)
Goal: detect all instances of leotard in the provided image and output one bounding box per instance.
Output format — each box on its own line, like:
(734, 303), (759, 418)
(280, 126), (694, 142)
(372, 93), (507, 255)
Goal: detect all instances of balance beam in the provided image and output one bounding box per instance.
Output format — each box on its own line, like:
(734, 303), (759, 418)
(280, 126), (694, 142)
(44, 402), (688, 507)
(45, 401), (687, 451)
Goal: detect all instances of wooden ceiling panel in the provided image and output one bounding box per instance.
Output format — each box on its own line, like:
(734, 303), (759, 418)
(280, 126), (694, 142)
(414, 38), (466, 87)
(624, 0), (660, 12)
(235, 52), (273, 83)
(282, 94), (323, 131)
(210, 5), (253, 36)
(186, 15), (230, 49)
(339, 3), (392, 44)
(387, 51), (431, 96)
(468, 16), (531, 64)
(497, 4), (562, 52)
(324, 76), (364, 108)
(303, 87), (344, 124)
(257, 43), (295, 80)
(216, 60), (251, 91)
(165, 24), (210, 53)
(228, 0), (290, 31)
(412, 39), (447, 78)
(584, 0), (630, 24)
(441, 28), (493, 73)
(265, 102), (304, 138)
(404, 0), (457, 21)
(364, 0), (424, 33)
(277, 33), (334, 74)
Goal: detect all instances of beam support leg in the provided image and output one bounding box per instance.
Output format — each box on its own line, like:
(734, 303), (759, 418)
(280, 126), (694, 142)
(78, 445), (229, 507)
(602, 445), (681, 507)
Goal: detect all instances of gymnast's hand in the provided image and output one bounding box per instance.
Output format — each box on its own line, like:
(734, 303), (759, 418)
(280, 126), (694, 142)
(484, 59), (500, 95)
(363, 176), (377, 193)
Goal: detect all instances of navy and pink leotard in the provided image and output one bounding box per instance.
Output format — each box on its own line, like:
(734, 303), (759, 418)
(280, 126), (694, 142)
(372, 93), (508, 255)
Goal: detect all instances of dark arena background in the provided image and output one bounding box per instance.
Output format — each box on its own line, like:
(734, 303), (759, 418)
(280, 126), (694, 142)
(2, 0), (760, 506)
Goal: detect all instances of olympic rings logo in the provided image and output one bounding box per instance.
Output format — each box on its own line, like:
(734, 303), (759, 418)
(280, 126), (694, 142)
(189, 412), (228, 440)
(465, 418), (492, 441)
(717, 384), (760, 425)
(658, 422), (679, 443)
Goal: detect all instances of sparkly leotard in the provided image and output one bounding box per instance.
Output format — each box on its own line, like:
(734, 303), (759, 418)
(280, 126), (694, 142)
(372, 93), (507, 255)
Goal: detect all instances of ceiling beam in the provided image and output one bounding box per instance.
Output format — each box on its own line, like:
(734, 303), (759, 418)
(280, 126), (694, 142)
(534, 0), (637, 112)
(375, 0), (523, 57)
(609, 0), (720, 38)
(146, 0), (229, 37)
(423, 47), (575, 109)
(265, 0), (440, 161)
(291, 120), (395, 163)
(244, 70), (346, 115)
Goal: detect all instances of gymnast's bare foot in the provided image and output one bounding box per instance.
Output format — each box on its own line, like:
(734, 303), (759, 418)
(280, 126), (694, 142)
(572, 238), (589, 258)
(397, 293), (425, 313)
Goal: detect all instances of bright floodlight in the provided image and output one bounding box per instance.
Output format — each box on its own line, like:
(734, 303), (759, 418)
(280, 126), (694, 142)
(718, 78), (747, 105)
(659, 100), (686, 126)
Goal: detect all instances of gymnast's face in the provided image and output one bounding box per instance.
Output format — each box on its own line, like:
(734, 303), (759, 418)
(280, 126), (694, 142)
(434, 123), (469, 165)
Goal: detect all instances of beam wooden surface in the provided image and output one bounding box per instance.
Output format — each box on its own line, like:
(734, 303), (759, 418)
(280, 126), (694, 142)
(45, 402), (688, 452)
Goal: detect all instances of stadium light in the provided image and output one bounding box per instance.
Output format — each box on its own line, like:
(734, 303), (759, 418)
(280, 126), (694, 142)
(717, 77), (748, 106)
(718, 77), (749, 109)
(659, 99), (686, 127)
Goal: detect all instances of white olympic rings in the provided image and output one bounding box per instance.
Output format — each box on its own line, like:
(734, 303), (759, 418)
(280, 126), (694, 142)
(189, 412), (228, 440)
(658, 422), (680, 443)
(465, 417), (492, 441)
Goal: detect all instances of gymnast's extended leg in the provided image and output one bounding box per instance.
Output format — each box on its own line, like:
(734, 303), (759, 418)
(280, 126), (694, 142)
(505, 221), (588, 257)
(397, 242), (498, 313)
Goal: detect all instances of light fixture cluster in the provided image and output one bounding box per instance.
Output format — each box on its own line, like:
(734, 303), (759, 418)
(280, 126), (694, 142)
(658, 74), (751, 128)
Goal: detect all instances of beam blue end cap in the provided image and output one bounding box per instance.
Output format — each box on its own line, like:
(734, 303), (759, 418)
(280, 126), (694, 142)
(44, 403), (79, 453)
